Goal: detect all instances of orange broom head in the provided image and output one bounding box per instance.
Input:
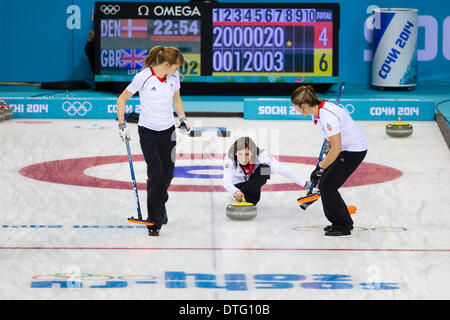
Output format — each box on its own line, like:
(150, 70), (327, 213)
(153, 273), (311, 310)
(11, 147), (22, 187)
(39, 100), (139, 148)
(127, 218), (154, 226)
(297, 194), (320, 204)
(347, 205), (357, 214)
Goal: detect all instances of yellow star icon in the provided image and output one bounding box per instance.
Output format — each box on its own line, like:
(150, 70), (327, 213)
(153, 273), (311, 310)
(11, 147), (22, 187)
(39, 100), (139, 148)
(286, 40), (292, 47)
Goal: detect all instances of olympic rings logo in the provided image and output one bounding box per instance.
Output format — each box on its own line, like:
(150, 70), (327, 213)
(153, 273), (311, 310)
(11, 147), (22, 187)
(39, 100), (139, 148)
(62, 101), (92, 117)
(339, 103), (355, 115)
(100, 4), (120, 15)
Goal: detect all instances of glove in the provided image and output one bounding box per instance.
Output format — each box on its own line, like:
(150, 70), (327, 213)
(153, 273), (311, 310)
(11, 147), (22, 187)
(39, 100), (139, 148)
(310, 166), (325, 188)
(118, 123), (130, 142)
(176, 117), (191, 134)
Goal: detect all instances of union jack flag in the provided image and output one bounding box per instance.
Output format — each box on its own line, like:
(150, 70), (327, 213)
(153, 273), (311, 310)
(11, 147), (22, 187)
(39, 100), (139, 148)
(120, 49), (148, 69)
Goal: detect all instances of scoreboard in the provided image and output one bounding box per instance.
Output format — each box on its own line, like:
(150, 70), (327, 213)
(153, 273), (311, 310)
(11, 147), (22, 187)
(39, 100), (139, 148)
(212, 8), (334, 75)
(94, 2), (339, 86)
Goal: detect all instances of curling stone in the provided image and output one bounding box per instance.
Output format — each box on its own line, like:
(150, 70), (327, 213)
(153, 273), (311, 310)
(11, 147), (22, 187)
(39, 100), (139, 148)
(189, 127), (231, 138)
(226, 202), (257, 220)
(4, 104), (13, 120)
(189, 130), (202, 137)
(0, 107), (5, 122)
(386, 118), (413, 138)
(216, 128), (231, 137)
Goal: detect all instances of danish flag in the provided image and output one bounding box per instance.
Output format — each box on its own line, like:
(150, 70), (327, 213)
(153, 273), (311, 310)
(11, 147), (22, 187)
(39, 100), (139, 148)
(121, 19), (147, 38)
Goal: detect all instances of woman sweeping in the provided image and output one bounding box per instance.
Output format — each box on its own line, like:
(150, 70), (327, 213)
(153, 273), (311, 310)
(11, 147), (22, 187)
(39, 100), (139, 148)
(291, 85), (368, 236)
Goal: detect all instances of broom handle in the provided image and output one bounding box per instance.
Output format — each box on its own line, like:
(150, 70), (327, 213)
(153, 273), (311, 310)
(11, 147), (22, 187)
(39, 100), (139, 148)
(125, 134), (142, 220)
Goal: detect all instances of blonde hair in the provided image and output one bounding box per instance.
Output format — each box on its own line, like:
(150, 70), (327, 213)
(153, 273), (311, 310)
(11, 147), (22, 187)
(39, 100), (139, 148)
(145, 46), (184, 68)
(290, 85), (323, 107)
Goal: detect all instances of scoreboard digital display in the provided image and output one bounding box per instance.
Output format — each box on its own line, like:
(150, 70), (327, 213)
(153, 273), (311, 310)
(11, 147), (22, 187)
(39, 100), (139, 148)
(99, 18), (201, 75)
(94, 2), (339, 89)
(211, 7), (334, 76)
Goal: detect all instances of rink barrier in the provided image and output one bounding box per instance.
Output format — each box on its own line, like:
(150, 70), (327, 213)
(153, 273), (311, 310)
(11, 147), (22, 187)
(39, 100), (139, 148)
(244, 98), (436, 121)
(0, 96), (437, 121)
(1, 96), (242, 119)
(3, 97), (133, 119)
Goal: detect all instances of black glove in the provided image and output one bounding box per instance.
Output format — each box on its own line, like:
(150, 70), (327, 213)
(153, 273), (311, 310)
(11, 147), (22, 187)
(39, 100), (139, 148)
(310, 166), (325, 188)
(176, 117), (191, 134)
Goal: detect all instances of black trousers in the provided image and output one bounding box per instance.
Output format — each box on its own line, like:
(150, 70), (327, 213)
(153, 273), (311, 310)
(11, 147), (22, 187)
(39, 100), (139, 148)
(138, 125), (176, 228)
(318, 150), (367, 232)
(234, 165), (271, 205)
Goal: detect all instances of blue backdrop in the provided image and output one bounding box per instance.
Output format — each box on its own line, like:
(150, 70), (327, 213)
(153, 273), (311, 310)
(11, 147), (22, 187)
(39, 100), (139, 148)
(1, 0), (449, 84)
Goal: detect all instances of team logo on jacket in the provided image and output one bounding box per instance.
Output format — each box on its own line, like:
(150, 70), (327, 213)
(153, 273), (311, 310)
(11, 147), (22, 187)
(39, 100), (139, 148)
(326, 123), (332, 131)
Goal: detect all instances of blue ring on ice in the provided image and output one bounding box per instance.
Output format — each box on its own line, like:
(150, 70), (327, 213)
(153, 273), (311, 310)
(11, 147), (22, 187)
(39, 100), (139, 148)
(174, 165), (223, 179)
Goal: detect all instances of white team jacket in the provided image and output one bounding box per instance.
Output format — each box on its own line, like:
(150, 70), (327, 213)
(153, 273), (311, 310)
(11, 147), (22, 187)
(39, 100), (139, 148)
(313, 101), (368, 152)
(222, 150), (308, 195)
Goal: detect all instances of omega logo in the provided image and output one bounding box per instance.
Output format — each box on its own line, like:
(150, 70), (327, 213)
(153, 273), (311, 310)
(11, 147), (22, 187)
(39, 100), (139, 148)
(137, 5), (150, 16)
(153, 5), (201, 17)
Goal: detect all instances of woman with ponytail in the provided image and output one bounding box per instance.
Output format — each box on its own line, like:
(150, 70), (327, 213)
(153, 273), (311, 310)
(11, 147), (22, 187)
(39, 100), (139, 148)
(116, 46), (190, 236)
(291, 85), (368, 236)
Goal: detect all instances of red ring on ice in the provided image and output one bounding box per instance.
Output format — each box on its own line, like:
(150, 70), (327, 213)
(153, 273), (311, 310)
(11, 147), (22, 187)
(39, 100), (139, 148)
(19, 153), (402, 192)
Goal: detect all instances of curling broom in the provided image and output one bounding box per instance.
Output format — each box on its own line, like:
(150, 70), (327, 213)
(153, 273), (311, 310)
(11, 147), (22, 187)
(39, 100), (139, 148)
(123, 134), (154, 226)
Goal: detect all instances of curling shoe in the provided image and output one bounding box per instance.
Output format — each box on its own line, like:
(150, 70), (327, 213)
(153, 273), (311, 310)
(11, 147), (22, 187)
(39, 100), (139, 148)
(325, 229), (351, 236)
(148, 225), (160, 236)
(324, 225), (353, 232)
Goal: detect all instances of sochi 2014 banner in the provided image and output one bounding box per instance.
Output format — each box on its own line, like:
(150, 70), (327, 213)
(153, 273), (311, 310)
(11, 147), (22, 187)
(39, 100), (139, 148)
(3, 97), (140, 119)
(244, 98), (436, 121)
(0, 96), (436, 121)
